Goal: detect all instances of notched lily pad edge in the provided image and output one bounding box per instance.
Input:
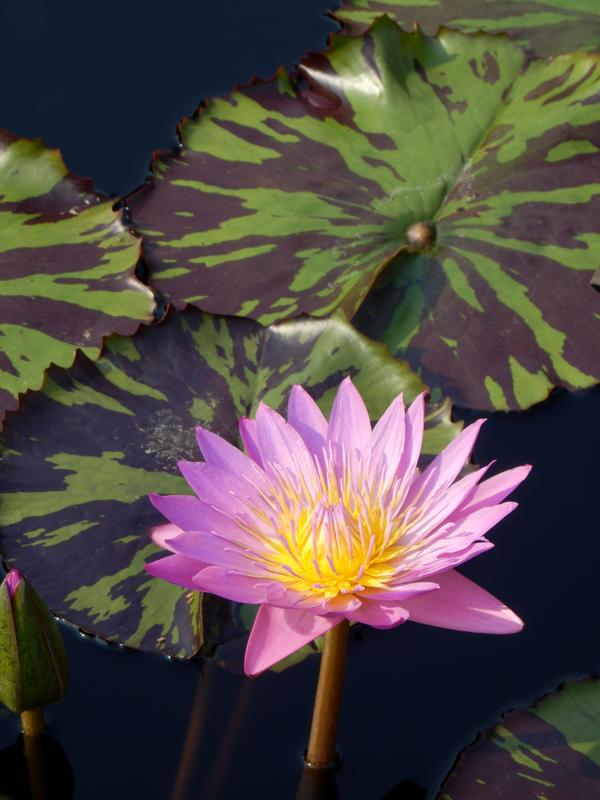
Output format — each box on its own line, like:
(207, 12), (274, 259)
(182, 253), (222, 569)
(0, 127), (163, 430)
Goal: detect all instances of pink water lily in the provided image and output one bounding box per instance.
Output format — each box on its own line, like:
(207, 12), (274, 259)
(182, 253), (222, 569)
(146, 378), (529, 675)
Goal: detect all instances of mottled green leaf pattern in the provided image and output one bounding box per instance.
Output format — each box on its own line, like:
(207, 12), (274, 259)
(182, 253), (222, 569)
(0, 131), (156, 428)
(334, 1), (600, 57)
(441, 679), (600, 799)
(129, 21), (527, 324)
(354, 42), (600, 409)
(130, 21), (600, 409)
(0, 309), (459, 658)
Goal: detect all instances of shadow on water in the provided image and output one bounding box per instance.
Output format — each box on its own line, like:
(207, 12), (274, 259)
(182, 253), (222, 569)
(0, 734), (74, 800)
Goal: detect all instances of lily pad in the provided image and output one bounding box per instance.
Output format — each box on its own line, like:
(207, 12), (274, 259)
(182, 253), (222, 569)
(131, 21), (600, 410)
(347, 24), (600, 409)
(127, 20), (521, 324)
(334, 1), (600, 57)
(440, 679), (600, 799)
(0, 308), (459, 658)
(0, 131), (156, 428)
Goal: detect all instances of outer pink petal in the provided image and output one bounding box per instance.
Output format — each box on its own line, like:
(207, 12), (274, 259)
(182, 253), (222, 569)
(395, 392), (425, 486)
(150, 523), (183, 552)
(461, 465), (532, 513)
(167, 530), (270, 574)
(263, 583), (360, 612)
(192, 566), (269, 604)
(145, 554), (204, 589)
(177, 461), (266, 513)
(401, 465), (491, 545)
(327, 376), (372, 454)
(239, 418), (263, 466)
(149, 494), (260, 546)
(287, 385), (327, 459)
(346, 600), (409, 629)
(407, 419), (485, 507)
(370, 394), (405, 485)
(244, 604), (337, 676)
(403, 540), (495, 582)
(359, 580), (439, 600)
(255, 402), (317, 479)
(149, 494), (205, 532)
(432, 501), (519, 551)
(402, 569), (523, 634)
(195, 426), (267, 489)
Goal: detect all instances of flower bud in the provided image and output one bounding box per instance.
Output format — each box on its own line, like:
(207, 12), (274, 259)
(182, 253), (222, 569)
(0, 570), (68, 714)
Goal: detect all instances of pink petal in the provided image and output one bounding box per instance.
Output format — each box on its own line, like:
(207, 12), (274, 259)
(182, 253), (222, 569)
(360, 581), (439, 600)
(167, 530), (270, 574)
(239, 418), (263, 466)
(408, 419), (485, 507)
(404, 540), (495, 582)
(4, 569), (23, 599)
(177, 461), (266, 513)
(255, 402), (317, 479)
(145, 554), (204, 589)
(327, 376), (372, 454)
(402, 569), (523, 634)
(439, 501), (519, 549)
(401, 465), (491, 544)
(150, 523), (183, 552)
(370, 394), (405, 484)
(192, 566), (269, 604)
(395, 392), (425, 485)
(149, 494), (260, 545)
(195, 426), (267, 489)
(346, 600), (409, 629)
(244, 604), (337, 676)
(462, 465), (532, 513)
(405, 503), (517, 580)
(149, 494), (205, 531)
(287, 385), (327, 459)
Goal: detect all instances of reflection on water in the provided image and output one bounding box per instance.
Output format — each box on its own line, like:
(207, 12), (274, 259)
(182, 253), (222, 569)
(0, 734), (74, 800)
(296, 766), (340, 800)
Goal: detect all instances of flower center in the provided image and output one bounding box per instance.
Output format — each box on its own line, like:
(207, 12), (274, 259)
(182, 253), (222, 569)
(255, 445), (420, 602)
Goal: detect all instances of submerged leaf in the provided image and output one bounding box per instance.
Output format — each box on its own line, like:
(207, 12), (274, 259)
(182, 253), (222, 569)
(334, 0), (600, 57)
(0, 309), (459, 658)
(0, 131), (156, 429)
(440, 679), (600, 799)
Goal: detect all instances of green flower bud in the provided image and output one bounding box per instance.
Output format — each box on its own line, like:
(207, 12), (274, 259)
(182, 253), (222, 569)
(0, 570), (68, 714)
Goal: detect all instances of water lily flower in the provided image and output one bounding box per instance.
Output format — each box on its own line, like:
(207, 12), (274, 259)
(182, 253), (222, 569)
(146, 378), (529, 676)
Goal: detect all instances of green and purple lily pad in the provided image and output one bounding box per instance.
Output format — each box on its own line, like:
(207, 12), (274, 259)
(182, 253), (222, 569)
(334, 1), (600, 57)
(129, 20), (600, 410)
(0, 131), (156, 429)
(352, 29), (600, 410)
(440, 679), (600, 799)
(0, 309), (459, 659)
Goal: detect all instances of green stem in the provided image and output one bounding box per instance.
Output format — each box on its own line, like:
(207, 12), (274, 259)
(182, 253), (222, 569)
(305, 620), (349, 769)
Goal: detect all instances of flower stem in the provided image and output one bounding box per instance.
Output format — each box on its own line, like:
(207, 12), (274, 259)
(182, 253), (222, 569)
(21, 708), (45, 737)
(305, 619), (349, 769)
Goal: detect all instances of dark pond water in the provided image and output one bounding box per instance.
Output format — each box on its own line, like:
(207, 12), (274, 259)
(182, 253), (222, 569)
(1, 1), (599, 798)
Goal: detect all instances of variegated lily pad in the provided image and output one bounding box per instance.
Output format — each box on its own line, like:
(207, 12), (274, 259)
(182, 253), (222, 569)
(130, 21), (600, 410)
(334, 1), (600, 57)
(0, 309), (459, 658)
(440, 679), (600, 799)
(0, 131), (156, 428)
(353, 32), (600, 409)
